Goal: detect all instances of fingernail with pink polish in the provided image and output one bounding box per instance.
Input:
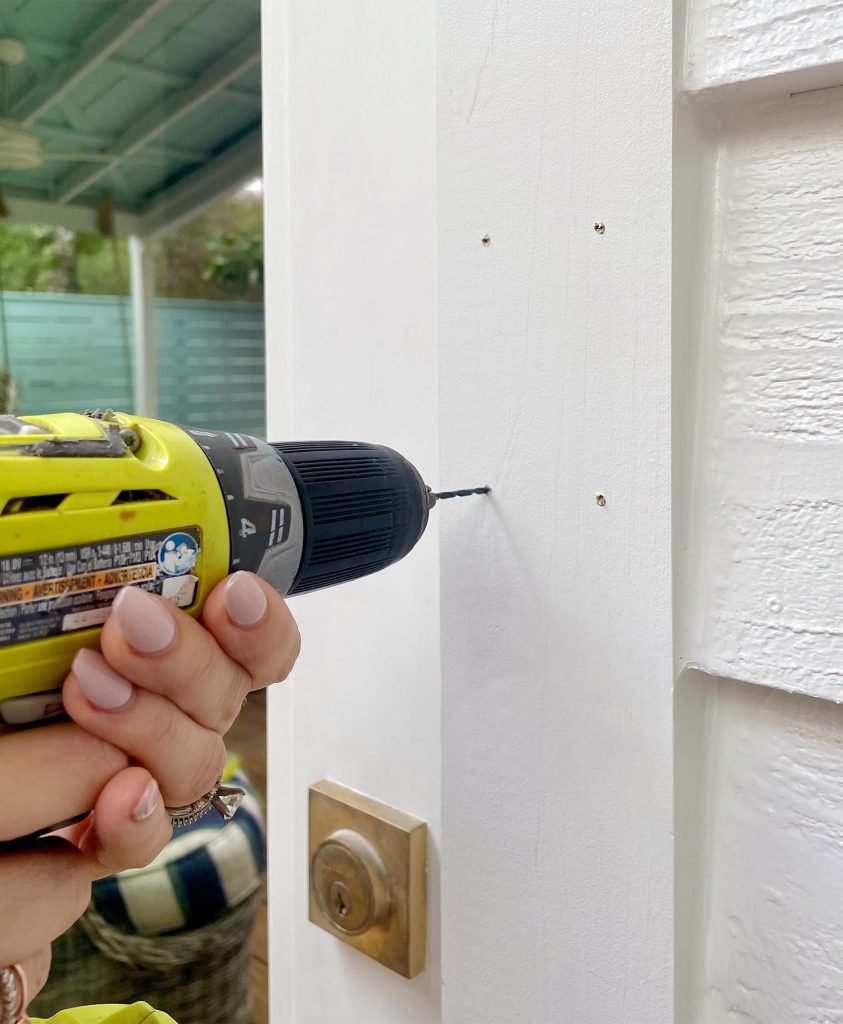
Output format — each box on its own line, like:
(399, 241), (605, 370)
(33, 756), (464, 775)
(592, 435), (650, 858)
(224, 572), (267, 628)
(113, 586), (176, 654)
(132, 779), (160, 822)
(72, 648), (134, 710)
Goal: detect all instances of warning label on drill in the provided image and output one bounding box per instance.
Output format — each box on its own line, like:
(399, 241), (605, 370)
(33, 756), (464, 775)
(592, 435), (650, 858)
(0, 527), (201, 649)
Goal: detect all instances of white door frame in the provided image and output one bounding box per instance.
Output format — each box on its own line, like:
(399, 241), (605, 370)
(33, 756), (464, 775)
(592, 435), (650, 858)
(263, 2), (673, 1021)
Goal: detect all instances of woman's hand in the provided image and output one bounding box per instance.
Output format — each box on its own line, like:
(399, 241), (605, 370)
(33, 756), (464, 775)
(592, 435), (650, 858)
(0, 571), (299, 1009)
(64, 570), (299, 811)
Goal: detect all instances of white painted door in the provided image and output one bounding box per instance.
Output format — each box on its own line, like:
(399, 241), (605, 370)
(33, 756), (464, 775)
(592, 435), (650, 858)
(262, 1), (671, 1022)
(262, 3), (443, 1021)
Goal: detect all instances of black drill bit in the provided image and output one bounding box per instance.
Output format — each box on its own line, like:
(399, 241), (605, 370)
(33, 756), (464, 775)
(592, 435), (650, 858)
(427, 486), (491, 507)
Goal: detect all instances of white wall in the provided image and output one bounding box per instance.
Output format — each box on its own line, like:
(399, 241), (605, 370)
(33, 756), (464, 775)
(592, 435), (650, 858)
(676, 1), (843, 1019)
(680, 83), (843, 703)
(678, 673), (843, 1022)
(263, 3), (440, 1022)
(261, 1), (294, 1015)
(437, 2), (673, 1021)
(263, 2), (843, 1019)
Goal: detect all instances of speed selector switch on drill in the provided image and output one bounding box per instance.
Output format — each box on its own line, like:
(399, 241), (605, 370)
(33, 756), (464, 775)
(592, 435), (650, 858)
(0, 411), (488, 722)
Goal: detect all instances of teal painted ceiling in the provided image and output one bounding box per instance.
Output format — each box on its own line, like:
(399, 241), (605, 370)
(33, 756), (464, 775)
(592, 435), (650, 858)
(0, 0), (261, 221)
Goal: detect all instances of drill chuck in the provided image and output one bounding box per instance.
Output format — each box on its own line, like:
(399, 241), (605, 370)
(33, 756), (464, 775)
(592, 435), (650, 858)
(272, 441), (430, 594)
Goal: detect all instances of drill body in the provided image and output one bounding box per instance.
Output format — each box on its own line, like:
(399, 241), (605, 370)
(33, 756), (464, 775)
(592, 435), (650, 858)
(0, 411), (430, 720)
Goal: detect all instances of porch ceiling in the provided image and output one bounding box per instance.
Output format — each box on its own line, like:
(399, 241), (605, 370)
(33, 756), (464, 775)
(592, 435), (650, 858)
(0, 0), (261, 236)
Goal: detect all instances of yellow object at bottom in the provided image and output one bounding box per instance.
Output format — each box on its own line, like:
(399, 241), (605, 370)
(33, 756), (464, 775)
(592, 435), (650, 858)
(31, 1002), (177, 1023)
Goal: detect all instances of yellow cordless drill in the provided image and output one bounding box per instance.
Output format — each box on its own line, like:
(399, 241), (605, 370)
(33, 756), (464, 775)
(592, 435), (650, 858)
(0, 410), (487, 726)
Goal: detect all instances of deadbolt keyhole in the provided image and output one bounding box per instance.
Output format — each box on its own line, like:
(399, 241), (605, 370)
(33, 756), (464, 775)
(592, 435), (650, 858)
(328, 879), (353, 925)
(334, 890), (348, 917)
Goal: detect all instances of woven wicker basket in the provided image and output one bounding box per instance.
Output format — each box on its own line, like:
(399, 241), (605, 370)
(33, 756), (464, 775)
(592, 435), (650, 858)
(30, 894), (258, 1024)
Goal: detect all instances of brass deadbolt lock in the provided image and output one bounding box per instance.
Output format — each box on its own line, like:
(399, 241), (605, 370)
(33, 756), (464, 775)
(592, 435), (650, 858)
(309, 780), (427, 978)
(312, 828), (390, 935)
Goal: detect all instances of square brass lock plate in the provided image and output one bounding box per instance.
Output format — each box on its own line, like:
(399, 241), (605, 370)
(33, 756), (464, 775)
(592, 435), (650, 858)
(308, 780), (426, 978)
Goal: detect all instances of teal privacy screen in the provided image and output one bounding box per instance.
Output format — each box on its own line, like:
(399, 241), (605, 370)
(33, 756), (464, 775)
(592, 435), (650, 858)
(2, 292), (266, 437)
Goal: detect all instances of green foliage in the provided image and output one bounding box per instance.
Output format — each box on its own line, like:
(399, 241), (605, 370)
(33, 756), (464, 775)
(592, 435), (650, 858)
(156, 187), (264, 302)
(0, 223), (129, 295)
(0, 184), (263, 302)
(77, 233), (130, 296)
(0, 223), (65, 291)
(202, 228), (263, 290)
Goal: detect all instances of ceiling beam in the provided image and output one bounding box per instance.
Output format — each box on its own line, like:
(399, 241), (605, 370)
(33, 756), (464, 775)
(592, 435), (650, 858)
(138, 127), (262, 238)
(108, 58), (262, 110)
(37, 123), (208, 164)
(46, 149), (204, 166)
(13, 0), (171, 127)
(57, 93), (133, 195)
(0, 38), (259, 112)
(0, 189), (140, 235)
(55, 31), (261, 206)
